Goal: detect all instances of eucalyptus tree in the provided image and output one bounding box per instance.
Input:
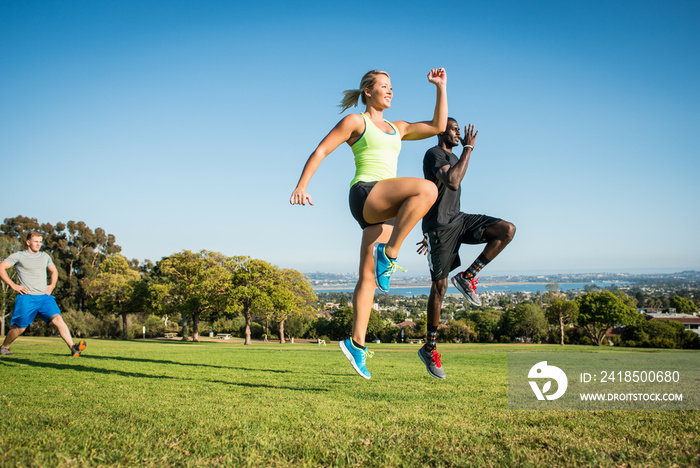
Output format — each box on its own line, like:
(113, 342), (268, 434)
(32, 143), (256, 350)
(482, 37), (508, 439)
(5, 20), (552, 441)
(55, 221), (121, 309)
(546, 299), (579, 345)
(544, 282), (579, 346)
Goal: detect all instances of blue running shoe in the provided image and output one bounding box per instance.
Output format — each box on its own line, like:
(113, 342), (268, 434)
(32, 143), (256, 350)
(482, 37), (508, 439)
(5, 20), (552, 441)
(339, 338), (373, 379)
(373, 243), (406, 293)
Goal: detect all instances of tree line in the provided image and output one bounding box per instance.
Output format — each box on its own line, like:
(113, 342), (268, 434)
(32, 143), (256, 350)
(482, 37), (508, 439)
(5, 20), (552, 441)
(0, 216), (316, 342)
(1, 216), (698, 349)
(315, 284), (699, 349)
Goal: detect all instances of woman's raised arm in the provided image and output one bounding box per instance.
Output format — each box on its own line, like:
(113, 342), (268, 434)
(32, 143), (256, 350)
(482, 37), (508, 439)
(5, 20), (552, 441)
(394, 68), (448, 141)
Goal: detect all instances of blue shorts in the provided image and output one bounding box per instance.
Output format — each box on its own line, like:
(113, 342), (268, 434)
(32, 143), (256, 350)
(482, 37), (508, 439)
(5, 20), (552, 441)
(10, 295), (61, 328)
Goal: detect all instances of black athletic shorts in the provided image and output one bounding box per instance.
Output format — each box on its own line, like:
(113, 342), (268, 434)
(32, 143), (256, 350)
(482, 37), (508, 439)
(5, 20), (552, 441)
(426, 213), (501, 281)
(349, 181), (384, 230)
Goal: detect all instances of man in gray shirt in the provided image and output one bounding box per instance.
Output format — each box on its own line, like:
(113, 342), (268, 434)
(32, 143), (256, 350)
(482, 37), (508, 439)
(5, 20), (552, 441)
(0, 231), (86, 356)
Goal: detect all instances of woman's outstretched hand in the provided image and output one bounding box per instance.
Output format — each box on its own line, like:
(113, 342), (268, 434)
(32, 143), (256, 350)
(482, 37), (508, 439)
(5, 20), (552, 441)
(427, 68), (446, 87)
(290, 187), (313, 206)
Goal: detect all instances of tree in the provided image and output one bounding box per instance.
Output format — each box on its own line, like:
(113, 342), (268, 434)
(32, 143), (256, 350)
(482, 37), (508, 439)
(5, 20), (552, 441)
(0, 236), (21, 336)
(143, 315), (166, 338)
(225, 257), (277, 345)
(513, 302), (547, 342)
(325, 306), (383, 342)
(465, 308), (503, 342)
(498, 302), (546, 342)
(272, 268), (317, 343)
(546, 299), (579, 346)
(86, 254), (141, 339)
(0, 216), (43, 240)
(645, 296), (664, 309)
(365, 309), (386, 342)
(158, 250), (230, 342)
(669, 296), (698, 315)
(544, 282), (560, 299)
(283, 314), (315, 340)
(621, 318), (699, 349)
(55, 221), (121, 309)
(577, 291), (640, 345)
(440, 302), (458, 322)
(327, 307), (353, 341)
(144, 282), (171, 321)
(441, 320), (475, 343)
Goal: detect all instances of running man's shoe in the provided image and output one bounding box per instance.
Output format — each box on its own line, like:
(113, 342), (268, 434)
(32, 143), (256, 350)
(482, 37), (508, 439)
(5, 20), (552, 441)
(418, 345), (446, 379)
(373, 243), (406, 293)
(71, 340), (86, 357)
(339, 338), (374, 379)
(0, 347), (14, 356)
(451, 274), (482, 306)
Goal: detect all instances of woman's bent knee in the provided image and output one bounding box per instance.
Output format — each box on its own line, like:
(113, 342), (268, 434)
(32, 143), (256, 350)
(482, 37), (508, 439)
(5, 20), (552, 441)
(418, 180), (438, 206)
(423, 180), (438, 198)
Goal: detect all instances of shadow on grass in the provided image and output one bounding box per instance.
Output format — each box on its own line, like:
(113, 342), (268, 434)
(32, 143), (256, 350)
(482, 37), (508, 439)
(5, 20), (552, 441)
(0, 358), (328, 392)
(79, 354), (293, 374)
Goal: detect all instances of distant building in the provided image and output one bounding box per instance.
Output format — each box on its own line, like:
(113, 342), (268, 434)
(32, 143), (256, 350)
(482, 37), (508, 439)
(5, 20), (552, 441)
(639, 308), (673, 315)
(645, 311), (700, 336)
(396, 319), (416, 329)
(317, 309), (332, 320)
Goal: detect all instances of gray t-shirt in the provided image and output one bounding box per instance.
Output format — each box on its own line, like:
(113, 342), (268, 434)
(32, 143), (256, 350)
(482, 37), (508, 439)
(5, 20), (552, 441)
(3, 251), (55, 295)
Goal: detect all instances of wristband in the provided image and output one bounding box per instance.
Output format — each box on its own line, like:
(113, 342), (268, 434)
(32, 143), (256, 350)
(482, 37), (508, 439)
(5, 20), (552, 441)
(464, 145), (474, 150)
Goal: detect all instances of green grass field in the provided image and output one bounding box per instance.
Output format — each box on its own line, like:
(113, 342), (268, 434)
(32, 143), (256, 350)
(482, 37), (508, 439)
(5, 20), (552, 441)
(0, 338), (698, 467)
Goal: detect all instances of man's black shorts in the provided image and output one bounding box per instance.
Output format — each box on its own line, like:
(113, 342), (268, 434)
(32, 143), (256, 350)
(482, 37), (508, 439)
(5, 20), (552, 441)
(426, 213), (501, 281)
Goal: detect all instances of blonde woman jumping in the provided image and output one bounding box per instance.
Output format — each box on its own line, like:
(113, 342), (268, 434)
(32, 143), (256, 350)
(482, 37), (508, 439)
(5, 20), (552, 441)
(290, 68), (447, 379)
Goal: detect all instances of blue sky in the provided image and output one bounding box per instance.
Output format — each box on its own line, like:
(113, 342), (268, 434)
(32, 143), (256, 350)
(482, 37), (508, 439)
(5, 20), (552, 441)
(1, 0), (699, 276)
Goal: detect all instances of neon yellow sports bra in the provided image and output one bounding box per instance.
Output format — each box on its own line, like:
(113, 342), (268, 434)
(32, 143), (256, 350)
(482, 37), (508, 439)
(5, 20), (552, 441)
(349, 113), (402, 187)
